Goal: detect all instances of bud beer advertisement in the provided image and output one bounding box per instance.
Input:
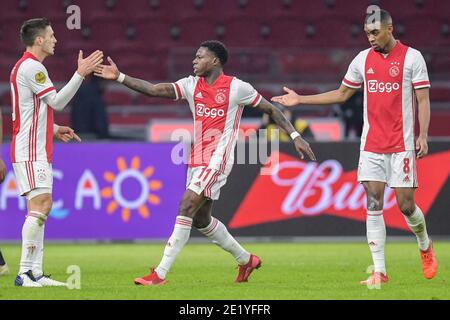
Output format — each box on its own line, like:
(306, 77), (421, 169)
(211, 142), (450, 236)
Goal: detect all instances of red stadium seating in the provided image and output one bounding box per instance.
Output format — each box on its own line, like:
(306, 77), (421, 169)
(430, 87), (450, 102)
(176, 17), (223, 47)
(226, 51), (272, 79)
(267, 17), (314, 48)
(103, 90), (134, 106)
(398, 14), (447, 48)
(223, 16), (270, 47)
(1, 90), (11, 106)
(133, 17), (178, 51)
(134, 94), (172, 106)
(0, 54), (18, 82)
(110, 50), (168, 80)
(277, 51), (345, 80)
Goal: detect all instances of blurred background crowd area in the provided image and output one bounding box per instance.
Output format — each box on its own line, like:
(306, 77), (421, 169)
(0, 0), (449, 141)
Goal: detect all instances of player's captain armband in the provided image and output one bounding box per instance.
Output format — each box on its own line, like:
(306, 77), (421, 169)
(290, 131), (301, 140)
(35, 72), (46, 84)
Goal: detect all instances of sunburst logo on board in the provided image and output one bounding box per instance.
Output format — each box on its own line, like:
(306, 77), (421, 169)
(100, 156), (163, 222)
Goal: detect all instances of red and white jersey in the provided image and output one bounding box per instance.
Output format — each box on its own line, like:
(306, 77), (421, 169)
(10, 52), (56, 163)
(173, 73), (262, 174)
(342, 41), (430, 153)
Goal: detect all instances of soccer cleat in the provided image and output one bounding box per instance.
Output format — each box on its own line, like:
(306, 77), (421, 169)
(36, 274), (67, 287)
(134, 268), (166, 286)
(235, 254), (262, 283)
(14, 270), (43, 287)
(0, 264), (10, 276)
(360, 272), (389, 285)
(420, 240), (438, 279)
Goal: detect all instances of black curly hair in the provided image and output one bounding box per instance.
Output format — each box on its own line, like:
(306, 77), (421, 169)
(200, 40), (229, 66)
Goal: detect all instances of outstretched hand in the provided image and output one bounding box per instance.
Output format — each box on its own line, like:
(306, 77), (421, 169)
(55, 126), (81, 143)
(416, 136), (428, 159)
(77, 50), (104, 77)
(294, 136), (316, 161)
(94, 56), (120, 80)
(271, 87), (301, 107)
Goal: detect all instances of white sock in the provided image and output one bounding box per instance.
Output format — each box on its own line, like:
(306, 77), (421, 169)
(198, 217), (250, 265)
(32, 223), (45, 278)
(29, 211), (47, 277)
(155, 216), (192, 279)
(19, 215), (45, 275)
(366, 211), (386, 274)
(404, 206), (430, 251)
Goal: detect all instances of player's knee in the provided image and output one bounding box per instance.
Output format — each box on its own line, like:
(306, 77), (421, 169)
(193, 216), (211, 229)
(399, 199), (415, 216)
(367, 195), (383, 211)
(33, 197), (53, 215)
(41, 199), (53, 215)
(178, 199), (196, 218)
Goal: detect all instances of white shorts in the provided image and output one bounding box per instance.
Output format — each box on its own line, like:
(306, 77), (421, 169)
(12, 161), (53, 196)
(186, 166), (228, 200)
(357, 150), (418, 188)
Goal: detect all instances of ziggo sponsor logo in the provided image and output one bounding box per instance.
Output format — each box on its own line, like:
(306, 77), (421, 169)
(196, 103), (225, 119)
(367, 80), (400, 93)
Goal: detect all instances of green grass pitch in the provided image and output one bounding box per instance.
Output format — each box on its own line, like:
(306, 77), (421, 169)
(0, 242), (448, 300)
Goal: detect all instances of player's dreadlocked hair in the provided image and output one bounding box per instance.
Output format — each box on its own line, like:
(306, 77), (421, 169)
(20, 18), (51, 47)
(200, 40), (229, 66)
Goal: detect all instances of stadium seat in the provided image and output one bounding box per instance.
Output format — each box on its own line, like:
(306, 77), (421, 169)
(223, 16), (271, 47)
(276, 51), (344, 80)
(82, 16), (130, 46)
(399, 14), (446, 47)
(66, 0), (112, 22)
(0, 17), (28, 55)
(430, 87), (450, 102)
(263, 0), (332, 19)
(170, 50), (197, 78)
(267, 17), (315, 47)
(429, 51), (450, 77)
(310, 15), (363, 47)
(133, 17), (178, 50)
(225, 51), (272, 79)
(134, 94), (172, 106)
(0, 54), (20, 82)
(110, 50), (168, 80)
(44, 55), (75, 82)
(103, 90), (134, 106)
(0, 90), (11, 106)
(21, 0), (68, 18)
(177, 17), (224, 47)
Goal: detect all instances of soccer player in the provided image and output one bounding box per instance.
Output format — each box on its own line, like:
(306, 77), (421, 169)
(272, 9), (437, 285)
(95, 40), (316, 285)
(11, 18), (103, 287)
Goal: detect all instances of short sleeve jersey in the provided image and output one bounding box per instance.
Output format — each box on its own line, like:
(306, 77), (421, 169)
(10, 52), (56, 163)
(173, 73), (262, 174)
(342, 41), (430, 153)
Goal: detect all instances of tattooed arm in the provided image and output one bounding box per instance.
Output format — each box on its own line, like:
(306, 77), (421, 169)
(256, 97), (316, 161)
(94, 56), (176, 99)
